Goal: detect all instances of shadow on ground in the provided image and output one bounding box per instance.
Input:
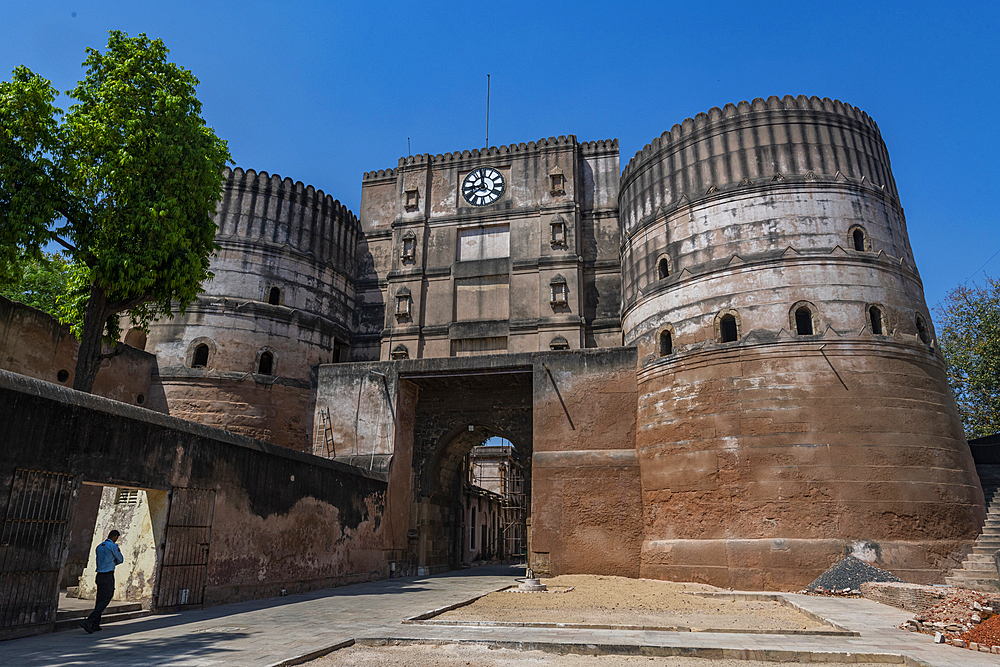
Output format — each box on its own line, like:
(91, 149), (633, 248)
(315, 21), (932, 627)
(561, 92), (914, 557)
(19, 630), (254, 666)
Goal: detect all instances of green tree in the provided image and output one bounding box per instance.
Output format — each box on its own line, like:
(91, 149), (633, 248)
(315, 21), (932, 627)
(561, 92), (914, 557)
(0, 252), (72, 317)
(0, 31), (231, 392)
(936, 276), (1000, 439)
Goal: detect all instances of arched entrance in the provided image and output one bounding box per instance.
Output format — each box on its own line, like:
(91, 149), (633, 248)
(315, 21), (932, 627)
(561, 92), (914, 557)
(404, 369), (532, 573)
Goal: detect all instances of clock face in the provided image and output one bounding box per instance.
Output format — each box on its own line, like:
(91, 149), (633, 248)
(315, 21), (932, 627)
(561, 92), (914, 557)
(462, 167), (505, 207)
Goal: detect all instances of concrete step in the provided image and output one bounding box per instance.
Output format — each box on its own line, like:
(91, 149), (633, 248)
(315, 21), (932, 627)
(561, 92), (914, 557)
(959, 560), (997, 572)
(947, 568), (999, 580)
(945, 476), (1000, 584)
(964, 554), (996, 563)
(972, 546), (1000, 555)
(53, 609), (152, 632)
(946, 575), (1000, 587)
(55, 602), (142, 621)
(945, 577), (1000, 592)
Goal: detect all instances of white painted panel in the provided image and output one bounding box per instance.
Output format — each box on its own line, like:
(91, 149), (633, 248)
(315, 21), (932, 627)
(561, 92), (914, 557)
(458, 224), (510, 261)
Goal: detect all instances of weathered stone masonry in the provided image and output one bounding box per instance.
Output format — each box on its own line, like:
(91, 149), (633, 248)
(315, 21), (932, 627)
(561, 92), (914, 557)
(0, 370), (391, 639)
(2, 96), (984, 628)
(152, 96), (983, 589)
(617, 95), (982, 588)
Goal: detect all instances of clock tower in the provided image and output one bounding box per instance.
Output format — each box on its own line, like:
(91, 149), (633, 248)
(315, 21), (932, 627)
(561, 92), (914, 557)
(355, 136), (621, 361)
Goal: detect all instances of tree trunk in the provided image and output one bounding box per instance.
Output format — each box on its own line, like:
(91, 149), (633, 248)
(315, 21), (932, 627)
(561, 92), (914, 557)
(72, 284), (110, 393)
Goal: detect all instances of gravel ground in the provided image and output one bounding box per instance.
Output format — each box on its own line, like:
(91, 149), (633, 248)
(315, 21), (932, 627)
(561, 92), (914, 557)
(436, 575), (826, 631)
(804, 556), (901, 594)
(309, 643), (893, 667)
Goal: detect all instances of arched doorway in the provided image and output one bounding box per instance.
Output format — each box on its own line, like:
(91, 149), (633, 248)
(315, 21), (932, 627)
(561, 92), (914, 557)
(404, 369), (532, 573)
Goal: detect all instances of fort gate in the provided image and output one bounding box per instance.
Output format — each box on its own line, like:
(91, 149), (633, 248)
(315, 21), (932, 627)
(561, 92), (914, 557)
(1, 97), (983, 640)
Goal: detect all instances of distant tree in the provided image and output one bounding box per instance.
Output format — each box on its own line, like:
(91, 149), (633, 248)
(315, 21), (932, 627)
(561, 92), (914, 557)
(0, 252), (72, 317)
(936, 276), (1000, 439)
(0, 31), (231, 392)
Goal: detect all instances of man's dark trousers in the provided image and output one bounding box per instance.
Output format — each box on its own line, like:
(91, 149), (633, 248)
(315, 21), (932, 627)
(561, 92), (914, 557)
(85, 571), (114, 629)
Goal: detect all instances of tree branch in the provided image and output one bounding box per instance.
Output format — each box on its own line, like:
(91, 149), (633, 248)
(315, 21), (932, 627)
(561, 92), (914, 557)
(105, 293), (153, 313)
(49, 234), (78, 254)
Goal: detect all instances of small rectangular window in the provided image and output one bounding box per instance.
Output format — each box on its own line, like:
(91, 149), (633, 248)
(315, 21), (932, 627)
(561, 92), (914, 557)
(404, 188), (419, 211)
(550, 283), (568, 305)
(550, 171), (566, 195)
(115, 488), (140, 505)
(550, 221), (565, 246)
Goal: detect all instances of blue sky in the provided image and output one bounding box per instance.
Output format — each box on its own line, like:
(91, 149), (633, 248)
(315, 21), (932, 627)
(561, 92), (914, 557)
(3, 1), (997, 309)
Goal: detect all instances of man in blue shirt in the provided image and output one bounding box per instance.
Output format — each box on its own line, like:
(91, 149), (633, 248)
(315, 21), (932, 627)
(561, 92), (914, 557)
(80, 530), (124, 633)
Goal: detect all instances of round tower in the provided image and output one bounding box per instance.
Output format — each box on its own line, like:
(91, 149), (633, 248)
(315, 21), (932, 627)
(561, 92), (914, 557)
(619, 95), (983, 588)
(139, 167), (360, 452)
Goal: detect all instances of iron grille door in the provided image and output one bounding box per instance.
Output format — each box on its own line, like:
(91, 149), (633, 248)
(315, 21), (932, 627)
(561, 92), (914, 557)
(0, 469), (79, 629)
(157, 487), (215, 608)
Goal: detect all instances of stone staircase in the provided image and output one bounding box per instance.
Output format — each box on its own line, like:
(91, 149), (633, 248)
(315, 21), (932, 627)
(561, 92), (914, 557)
(946, 465), (1000, 591)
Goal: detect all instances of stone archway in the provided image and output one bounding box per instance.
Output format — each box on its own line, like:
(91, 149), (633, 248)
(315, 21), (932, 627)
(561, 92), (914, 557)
(404, 369), (532, 572)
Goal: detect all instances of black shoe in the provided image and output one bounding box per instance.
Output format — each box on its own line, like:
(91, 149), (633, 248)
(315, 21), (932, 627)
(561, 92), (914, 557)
(93, 626), (102, 631)
(80, 621), (94, 634)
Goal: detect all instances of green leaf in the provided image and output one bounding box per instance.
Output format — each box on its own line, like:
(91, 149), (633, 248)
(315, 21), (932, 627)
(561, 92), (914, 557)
(0, 31), (232, 392)
(936, 276), (1000, 439)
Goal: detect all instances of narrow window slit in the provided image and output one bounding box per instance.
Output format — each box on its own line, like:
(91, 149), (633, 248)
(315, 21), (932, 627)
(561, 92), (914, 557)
(258, 351), (274, 375)
(795, 307), (813, 335)
(853, 229), (866, 251)
(659, 330), (673, 356)
(720, 315), (738, 343)
(192, 344), (209, 368)
(869, 306), (883, 335)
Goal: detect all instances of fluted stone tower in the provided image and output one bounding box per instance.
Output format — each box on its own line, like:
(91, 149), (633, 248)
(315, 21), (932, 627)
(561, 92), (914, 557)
(619, 96), (983, 588)
(140, 167), (360, 451)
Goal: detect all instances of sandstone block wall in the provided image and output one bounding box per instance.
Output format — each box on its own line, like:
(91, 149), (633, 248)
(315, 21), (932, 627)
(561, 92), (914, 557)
(0, 296), (155, 407)
(0, 369), (391, 638)
(618, 96), (984, 590)
(530, 348), (642, 577)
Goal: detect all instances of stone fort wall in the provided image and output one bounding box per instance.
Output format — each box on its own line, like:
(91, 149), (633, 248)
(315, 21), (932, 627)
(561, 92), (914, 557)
(106, 95), (982, 589)
(140, 167), (360, 451)
(618, 95), (982, 587)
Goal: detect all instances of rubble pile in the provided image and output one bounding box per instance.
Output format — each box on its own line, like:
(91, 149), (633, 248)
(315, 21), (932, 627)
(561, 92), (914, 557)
(802, 555), (903, 596)
(899, 588), (1000, 652)
(961, 613), (1000, 650)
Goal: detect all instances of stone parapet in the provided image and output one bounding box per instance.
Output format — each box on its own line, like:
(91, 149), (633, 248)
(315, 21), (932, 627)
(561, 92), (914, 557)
(620, 95), (895, 217)
(363, 135), (612, 179)
(216, 167), (359, 270)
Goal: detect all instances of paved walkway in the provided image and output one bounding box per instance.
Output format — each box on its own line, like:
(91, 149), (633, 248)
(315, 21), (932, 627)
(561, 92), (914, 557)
(1, 565), (995, 667)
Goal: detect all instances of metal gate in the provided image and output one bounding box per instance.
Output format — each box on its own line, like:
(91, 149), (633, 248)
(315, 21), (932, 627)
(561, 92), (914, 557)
(157, 487), (215, 608)
(0, 469), (79, 629)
